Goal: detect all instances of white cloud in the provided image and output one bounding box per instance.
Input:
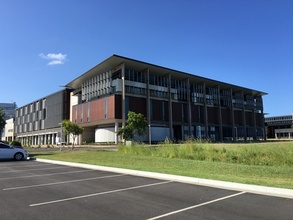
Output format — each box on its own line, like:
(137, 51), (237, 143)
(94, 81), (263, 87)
(39, 53), (67, 65)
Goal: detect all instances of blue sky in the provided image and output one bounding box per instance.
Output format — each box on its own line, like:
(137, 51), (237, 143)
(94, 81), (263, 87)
(0, 0), (292, 116)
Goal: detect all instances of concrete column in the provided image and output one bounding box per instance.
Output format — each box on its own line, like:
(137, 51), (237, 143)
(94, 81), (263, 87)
(217, 85), (223, 141)
(168, 73), (173, 140)
(253, 108), (257, 140)
(187, 78), (192, 137)
(121, 63), (126, 129)
(146, 69), (151, 144)
(242, 91), (247, 141)
(203, 82), (208, 138)
(230, 89), (236, 141)
(114, 122), (119, 144)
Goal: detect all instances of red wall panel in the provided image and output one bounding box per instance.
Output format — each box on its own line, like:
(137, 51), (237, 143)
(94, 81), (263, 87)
(108, 96), (115, 119)
(90, 99), (104, 121)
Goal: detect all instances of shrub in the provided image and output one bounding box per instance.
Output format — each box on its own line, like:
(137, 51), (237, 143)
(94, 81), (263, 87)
(10, 140), (22, 147)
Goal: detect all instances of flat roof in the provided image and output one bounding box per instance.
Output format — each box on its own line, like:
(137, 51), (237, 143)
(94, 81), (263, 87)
(66, 54), (267, 96)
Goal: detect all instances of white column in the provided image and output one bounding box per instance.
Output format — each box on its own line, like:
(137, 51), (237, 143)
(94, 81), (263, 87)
(114, 122), (119, 144)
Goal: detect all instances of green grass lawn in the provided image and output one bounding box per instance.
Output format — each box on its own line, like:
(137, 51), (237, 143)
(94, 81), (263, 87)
(29, 141), (293, 189)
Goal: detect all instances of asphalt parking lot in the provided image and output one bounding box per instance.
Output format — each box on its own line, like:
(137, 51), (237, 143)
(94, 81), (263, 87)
(0, 160), (292, 220)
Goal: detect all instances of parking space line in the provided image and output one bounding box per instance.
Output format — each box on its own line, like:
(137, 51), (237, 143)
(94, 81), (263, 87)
(0, 163), (52, 169)
(30, 180), (172, 207)
(0, 169), (96, 180)
(0, 166), (71, 173)
(3, 174), (127, 190)
(147, 191), (246, 220)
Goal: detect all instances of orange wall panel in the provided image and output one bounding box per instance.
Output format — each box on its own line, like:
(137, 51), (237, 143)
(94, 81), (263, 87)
(108, 96), (115, 118)
(90, 99), (104, 121)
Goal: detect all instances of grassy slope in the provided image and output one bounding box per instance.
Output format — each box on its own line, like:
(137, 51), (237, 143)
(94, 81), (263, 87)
(30, 144), (293, 189)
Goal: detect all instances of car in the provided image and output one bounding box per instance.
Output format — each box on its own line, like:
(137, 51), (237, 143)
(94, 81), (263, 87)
(0, 142), (28, 161)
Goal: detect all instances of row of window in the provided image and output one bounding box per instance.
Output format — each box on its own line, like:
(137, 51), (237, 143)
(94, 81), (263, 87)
(80, 68), (264, 111)
(15, 120), (45, 133)
(81, 71), (112, 102)
(265, 115), (293, 121)
(125, 84), (261, 109)
(15, 109), (46, 125)
(16, 99), (46, 117)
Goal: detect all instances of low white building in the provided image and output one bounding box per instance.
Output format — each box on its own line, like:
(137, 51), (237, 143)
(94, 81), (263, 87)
(3, 118), (14, 142)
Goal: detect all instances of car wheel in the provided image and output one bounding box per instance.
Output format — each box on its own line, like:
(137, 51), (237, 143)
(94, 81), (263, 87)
(14, 152), (24, 161)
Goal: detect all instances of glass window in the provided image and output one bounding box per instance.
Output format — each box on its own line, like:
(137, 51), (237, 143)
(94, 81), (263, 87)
(125, 69), (130, 80)
(0, 143), (10, 148)
(149, 74), (155, 85)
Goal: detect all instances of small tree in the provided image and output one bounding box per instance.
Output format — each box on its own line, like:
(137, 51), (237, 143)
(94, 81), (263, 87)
(62, 120), (84, 150)
(0, 108), (6, 140)
(117, 111), (148, 142)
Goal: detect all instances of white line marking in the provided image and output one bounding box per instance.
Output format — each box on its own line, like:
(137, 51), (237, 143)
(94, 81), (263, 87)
(147, 191), (246, 220)
(3, 174), (126, 190)
(0, 163), (52, 169)
(0, 169), (96, 180)
(30, 181), (172, 207)
(0, 166), (70, 173)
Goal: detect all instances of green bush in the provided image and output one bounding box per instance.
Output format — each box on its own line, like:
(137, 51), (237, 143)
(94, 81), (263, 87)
(9, 140), (22, 147)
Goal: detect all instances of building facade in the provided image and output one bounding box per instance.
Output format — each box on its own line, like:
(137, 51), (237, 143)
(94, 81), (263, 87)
(0, 102), (17, 141)
(0, 102), (17, 120)
(66, 55), (267, 144)
(265, 114), (293, 139)
(3, 118), (14, 142)
(14, 89), (72, 146)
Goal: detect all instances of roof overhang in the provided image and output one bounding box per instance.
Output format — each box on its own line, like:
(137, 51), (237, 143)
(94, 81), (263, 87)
(66, 54), (267, 96)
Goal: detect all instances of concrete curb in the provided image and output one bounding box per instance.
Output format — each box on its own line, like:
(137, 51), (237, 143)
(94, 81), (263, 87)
(34, 158), (293, 199)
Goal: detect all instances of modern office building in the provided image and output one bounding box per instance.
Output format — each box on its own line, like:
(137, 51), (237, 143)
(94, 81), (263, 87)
(265, 114), (293, 139)
(14, 89), (72, 146)
(0, 102), (17, 120)
(0, 102), (17, 140)
(66, 55), (267, 144)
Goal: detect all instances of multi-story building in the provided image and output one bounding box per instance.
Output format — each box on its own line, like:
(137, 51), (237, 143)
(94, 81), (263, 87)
(14, 89), (72, 146)
(0, 102), (17, 140)
(0, 102), (17, 120)
(66, 55), (267, 144)
(265, 114), (293, 138)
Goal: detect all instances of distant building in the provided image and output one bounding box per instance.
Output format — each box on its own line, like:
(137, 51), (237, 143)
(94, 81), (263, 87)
(66, 54), (267, 144)
(0, 102), (17, 120)
(265, 114), (293, 139)
(14, 89), (72, 146)
(3, 118), (14, 142)
(0, 102), (17, 140)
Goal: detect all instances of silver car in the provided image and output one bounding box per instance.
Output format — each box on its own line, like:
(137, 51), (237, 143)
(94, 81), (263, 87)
(0, 142), (28, 161)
